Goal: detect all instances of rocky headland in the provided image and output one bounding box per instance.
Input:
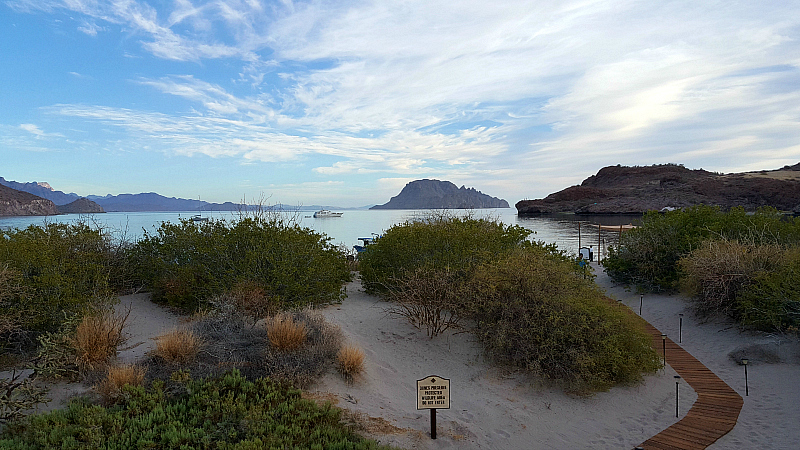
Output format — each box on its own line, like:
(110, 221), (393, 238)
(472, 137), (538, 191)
(57, 197), (105, 214)
(0, 184), (60, 216)
(371, 179), (509, 209)
(516, 163), (800, 215)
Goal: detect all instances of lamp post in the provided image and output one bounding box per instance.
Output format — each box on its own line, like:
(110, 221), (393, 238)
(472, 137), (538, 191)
(661, 334), (667, 365)
(674, 375), (681, 417)
(743, 358), (749, 396)
(639, 294), (643, 315)
(679, 313), (683, 343)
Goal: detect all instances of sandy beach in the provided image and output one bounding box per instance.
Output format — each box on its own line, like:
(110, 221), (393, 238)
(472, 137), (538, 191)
(9, 263), (798, 448)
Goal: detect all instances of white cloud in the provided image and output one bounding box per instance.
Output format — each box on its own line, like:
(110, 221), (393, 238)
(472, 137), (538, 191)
(19, 123), (45, 136)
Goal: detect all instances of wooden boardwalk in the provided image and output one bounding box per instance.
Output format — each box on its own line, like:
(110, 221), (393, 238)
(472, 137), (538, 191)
(635, 322), (743, 449)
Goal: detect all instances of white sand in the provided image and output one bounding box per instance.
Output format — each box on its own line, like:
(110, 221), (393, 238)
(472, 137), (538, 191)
(311, 266), (800, 449)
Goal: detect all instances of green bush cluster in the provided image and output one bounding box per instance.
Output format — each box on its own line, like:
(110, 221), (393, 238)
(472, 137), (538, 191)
(358, 213), (533, 294)
(603, 206), (800, 292)
(0, 223), (117, 351)
(0, 369), (394, 449)
(360, 216), (659, 393)
(604, 206), (800, 332)
(127, 217), (351, 311)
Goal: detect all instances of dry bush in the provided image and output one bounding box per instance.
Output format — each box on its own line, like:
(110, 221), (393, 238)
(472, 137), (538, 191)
(154, 329), (203, 364)
(95, 363), (146, 404)
(337, 345), (365, 380)
(231, 280), (279, 318)
(387, 268), (464, 338)
(267, 313), (308, 351)
(678, 239), (784, 317)
(70, 309), (129, 371)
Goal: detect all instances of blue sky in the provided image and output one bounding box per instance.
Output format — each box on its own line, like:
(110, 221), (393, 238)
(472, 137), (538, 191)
(2, 0), (799, 207)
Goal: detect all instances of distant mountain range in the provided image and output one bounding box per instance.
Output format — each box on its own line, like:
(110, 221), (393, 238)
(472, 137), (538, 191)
(516, 163), (800, 215)
(0, 176), (371, 215)
(371, 179), (509, 209)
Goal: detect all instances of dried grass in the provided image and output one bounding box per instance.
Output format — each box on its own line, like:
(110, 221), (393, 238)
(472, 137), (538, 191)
(267, 313), (307, 351)
(70, 309), (128, 370)
(154, 329), (203, 364)
(231, 280), (280, 318)
(95, 363), (146, 404)
(337, 345), (365, 380)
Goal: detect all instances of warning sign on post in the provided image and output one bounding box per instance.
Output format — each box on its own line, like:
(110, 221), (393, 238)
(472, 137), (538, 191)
(417, 375), (450, 410)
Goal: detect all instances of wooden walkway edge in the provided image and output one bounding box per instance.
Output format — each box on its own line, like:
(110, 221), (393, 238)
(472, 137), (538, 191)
(636, 322), (743, 449)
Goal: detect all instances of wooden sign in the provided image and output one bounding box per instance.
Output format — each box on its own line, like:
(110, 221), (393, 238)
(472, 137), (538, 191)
(417, 375), (450, 410)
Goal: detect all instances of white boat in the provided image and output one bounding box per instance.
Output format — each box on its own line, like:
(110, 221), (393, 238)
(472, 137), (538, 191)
(191, 214), (209, 222)
(313, 210), (343, 218)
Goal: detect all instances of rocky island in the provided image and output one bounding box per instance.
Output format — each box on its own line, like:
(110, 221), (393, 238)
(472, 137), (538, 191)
(0, 184), (60, 216)
(371, 179), (509, 210)
(516, 163), (800, 215)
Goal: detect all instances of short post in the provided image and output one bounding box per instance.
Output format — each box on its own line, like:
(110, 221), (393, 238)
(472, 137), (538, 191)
(674, 375), (681, 417)
(679, 313), (683, 343)
(431, 409), (437, 439)
(639, 294), (643, 315)
(661, 334), (667, 365)
(743, 359), (749, 396)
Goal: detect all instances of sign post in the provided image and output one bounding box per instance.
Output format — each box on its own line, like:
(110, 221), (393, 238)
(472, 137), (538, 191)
(417, 375), (450, 439)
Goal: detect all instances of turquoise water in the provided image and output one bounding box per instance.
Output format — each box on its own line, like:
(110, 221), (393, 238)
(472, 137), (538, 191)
(0, 209), (639, 257)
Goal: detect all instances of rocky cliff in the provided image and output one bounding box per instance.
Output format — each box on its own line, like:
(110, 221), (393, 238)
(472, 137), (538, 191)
(0, 185), (60, 216)
(516, 163), (800, 215)
(57, 197), (105, 214)
(371, 179), (509, 210)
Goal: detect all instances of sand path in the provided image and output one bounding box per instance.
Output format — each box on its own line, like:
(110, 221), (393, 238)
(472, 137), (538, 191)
(311, 274), (695, 449)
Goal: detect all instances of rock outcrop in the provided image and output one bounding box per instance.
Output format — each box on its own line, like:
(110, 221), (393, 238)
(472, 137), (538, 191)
(516, 163), (800, 215)
(57, 198), (105, 214)
(371, 179), (509, 210)
(0, 184), (60, 216)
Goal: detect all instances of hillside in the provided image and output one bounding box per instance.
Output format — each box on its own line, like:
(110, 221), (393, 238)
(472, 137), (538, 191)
(0, 184), (60, 216)
(371, 179), (509, 210)
(516, 163), (800, 215)
(57, 197), (105, 214)
(0, 177), (80, 205)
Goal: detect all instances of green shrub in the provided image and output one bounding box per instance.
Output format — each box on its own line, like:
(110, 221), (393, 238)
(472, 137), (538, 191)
(358, 213), (534, 294)
(0, 370), (395, 449)
(736, 247), (800, 332)
(127, 217), (351, 311)
(603, 206), (800, 291)
(0, 222), (117, 351)
(466, 249), (660, 394)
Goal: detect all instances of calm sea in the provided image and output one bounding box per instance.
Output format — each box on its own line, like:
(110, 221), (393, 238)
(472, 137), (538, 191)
(0, 209), (640, 257)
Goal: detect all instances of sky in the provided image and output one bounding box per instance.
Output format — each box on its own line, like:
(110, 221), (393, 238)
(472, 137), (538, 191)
(1, 0), (799, 208)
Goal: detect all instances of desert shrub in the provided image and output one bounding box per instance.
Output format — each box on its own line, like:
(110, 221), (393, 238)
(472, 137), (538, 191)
(678, 240), (784, 317)
(386, 268), (465, 337)
(0, 223), (118, 351)
(70, 308), (129, 371)
(337, 345), (365, 381)
(230, 279), (279, 319)
(358, 213), (534, 294)
(95, 363), (146, 404)
(466, 249), (660, 394)
(127, 216), (351, 311)
(0, 370), (395, 449)
(0, 371), (50, 425)
(267, 313), (308, 351)
(735, 247), (800, 332)
(153, 329), (203, 365)
(604, 206), (800, 291)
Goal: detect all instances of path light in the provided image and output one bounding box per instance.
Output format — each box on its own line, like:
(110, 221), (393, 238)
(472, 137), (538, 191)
(743, 358), (749, 396)
(661, 334), (667, 364)
(674, 375), (681, 417)
(679, 313), (684, 343)
(639, 294), (643, 315)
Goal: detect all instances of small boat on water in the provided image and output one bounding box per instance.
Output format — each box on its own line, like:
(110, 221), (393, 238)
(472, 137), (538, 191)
(588, 223), (637, 232)
(313, 210), (343, 218)
(354, 234), (381, 253)
(191, 214), (209, 222)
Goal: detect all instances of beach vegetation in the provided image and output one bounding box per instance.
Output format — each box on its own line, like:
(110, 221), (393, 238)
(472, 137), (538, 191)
(337, 345), (365, 381)
(266, 312), (308, 351)
(358, 213), (534, 294)
(1, 369), (395, 449)
(95, 363), (146, 405)
(466, 249), (660, 393)
(70, 308), (129, 371)
(126, 216), (351, 311)
(153, 328), (203, 365)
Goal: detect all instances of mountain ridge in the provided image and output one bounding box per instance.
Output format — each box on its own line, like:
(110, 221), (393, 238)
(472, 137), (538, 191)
(371, 179), (509, 210)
